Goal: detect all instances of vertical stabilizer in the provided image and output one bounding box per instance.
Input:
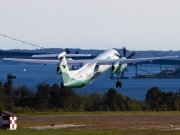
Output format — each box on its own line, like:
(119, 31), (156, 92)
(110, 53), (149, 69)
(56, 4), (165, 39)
(59, 53), (71, 84)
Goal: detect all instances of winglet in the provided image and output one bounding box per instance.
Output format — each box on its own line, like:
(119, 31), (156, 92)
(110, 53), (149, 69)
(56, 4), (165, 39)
(58, 52), (66, 59)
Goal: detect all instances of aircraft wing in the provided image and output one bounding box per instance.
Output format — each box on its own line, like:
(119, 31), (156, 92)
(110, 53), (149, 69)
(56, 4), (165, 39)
(31, 53), (91, 58)
(3, 56), (178, 65)
(98, 56), (179, 65)
(3, 58), (60, 64)
(66, 56), (178, 65)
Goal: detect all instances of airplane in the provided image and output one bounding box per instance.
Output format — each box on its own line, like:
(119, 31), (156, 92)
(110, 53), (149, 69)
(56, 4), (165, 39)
(3, 48), (178, 88)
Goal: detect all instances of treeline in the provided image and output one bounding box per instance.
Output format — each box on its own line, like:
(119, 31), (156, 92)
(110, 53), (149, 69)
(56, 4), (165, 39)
(0, 81), (180, 113)
(145, 87), (180, 111)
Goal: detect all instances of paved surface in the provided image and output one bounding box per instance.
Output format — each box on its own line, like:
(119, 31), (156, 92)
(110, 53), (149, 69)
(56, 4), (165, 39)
(19, 112), (180, 130)
(28, 124), (85, 130)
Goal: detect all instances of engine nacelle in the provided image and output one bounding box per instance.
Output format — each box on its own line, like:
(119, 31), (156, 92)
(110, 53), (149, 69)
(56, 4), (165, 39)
(112, 62), (127, 74)
(112, 61), (119, 74)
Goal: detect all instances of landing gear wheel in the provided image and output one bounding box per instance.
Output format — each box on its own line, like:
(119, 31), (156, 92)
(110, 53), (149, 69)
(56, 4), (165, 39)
(116, 82), (122, 88)
(116, 82), (118, 88)
(119, 82), (122, 87)
(61, 83), (64, 88)
(116, 73), (122, 88)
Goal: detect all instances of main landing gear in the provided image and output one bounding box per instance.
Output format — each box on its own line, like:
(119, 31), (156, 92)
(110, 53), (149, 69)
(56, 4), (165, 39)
(116, 73), (122, 88)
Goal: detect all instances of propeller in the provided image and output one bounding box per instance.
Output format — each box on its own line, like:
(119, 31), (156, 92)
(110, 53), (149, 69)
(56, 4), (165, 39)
(65, 48), (70, 54)
(65, 48), (79, 55)
(123, 47), (126, 58)
(115, 47), (135, 59)
(113, 47), (135, 73)
(127, 51), (135, 59)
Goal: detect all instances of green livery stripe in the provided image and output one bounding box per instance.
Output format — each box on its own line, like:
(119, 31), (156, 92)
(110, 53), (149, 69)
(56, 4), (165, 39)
(63, 76), (91, 88)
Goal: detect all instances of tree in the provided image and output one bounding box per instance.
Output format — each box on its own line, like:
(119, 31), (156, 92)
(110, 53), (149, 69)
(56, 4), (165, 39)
(124, 97), (142, 111)
(13, 86), (35, 110)
(106, 88), (118, 111)
(116, 94), (127, 111)
(145, 86), (180, 111)
(50, 84), (61, 108)
(35, 84), (52, 111)
(0, 81), (6, 111)
(51, 84), (81, 111)
(85, 93), (101, 111)
(145, 87), (164, 111)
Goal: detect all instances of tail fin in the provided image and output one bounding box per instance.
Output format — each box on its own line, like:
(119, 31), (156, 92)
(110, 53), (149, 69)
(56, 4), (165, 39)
(59, 53), (71, 84)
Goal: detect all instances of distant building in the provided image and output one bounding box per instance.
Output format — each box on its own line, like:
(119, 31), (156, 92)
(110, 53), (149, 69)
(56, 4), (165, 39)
(0, 111), (17, 130)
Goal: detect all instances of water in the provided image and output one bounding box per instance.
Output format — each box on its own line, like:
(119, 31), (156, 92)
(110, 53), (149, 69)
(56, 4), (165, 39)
(0, 61), (179, 100)
(80, 68), (180, 100)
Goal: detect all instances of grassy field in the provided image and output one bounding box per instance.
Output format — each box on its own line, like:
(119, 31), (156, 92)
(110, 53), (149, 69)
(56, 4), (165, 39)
(0, 129), (180, 135)
(0, 111), (180, 135)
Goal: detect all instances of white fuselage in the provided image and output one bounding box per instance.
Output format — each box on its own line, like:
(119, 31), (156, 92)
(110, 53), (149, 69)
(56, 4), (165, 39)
(64, 49), (120, 87)
(91, 49), (120, 79)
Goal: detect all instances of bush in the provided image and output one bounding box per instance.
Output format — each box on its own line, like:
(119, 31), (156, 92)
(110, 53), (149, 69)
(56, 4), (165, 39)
(0, 103), (6, 112)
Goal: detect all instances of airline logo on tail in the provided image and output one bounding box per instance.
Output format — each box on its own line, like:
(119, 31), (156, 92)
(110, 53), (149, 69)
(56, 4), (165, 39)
(62, 64), (66, 68)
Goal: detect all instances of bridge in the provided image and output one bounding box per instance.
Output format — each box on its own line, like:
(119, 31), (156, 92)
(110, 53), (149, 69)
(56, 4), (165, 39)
(1, 34), (180, 78)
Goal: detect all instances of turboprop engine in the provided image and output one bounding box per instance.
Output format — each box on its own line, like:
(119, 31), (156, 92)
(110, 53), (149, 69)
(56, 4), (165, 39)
(112, 47), (135, 74)
(112, 61), (127, 74)
(112, 47), (135, 88)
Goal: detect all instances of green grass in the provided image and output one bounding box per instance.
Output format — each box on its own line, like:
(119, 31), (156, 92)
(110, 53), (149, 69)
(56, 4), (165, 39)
(1, 111), (179, 135)
(16, 111), (180, 128)
(0, 129), (180, 135)
(18, 111), (180, 116)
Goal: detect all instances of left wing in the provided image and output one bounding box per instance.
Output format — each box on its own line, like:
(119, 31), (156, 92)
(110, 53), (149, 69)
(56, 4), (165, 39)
(3, 56), (178, 65)
(3, 58), (59, 64)
(31, 53), (91, 58)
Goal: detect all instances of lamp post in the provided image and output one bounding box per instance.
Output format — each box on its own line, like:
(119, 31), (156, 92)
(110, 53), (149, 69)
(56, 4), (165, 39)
(7, 73), (16, 112)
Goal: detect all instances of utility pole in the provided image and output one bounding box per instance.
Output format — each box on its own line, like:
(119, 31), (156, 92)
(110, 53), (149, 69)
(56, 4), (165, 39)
(7, 73), (16, 112)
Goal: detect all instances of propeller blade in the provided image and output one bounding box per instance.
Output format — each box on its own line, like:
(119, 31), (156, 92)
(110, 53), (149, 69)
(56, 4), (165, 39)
(114, 53), (121, 58)
(65, 48), (79, 59)
(73, 50), (79, 59)
(65, 48), (70, 54)
(127, 52), (135, 59)
(75, 50), (79, 54)
(123, 47), (126, 57)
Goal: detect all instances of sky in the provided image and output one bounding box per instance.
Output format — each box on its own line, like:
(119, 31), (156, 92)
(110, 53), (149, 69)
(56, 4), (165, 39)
(0, 0), (180, 51)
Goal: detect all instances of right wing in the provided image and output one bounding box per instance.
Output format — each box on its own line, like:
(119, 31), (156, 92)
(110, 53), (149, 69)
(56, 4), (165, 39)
(3, 56), (178, 65)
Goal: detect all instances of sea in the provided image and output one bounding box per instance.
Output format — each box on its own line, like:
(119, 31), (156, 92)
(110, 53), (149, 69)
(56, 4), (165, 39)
(0, 61), (180, 100)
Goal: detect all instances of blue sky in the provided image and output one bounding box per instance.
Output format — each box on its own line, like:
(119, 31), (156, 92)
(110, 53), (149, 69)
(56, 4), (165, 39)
(0, 0), (180, 50)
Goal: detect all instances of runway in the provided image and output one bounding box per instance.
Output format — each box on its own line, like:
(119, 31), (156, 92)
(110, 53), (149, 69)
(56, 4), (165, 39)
(28, 124), (85, 130)
(18, 112), (180, 130)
